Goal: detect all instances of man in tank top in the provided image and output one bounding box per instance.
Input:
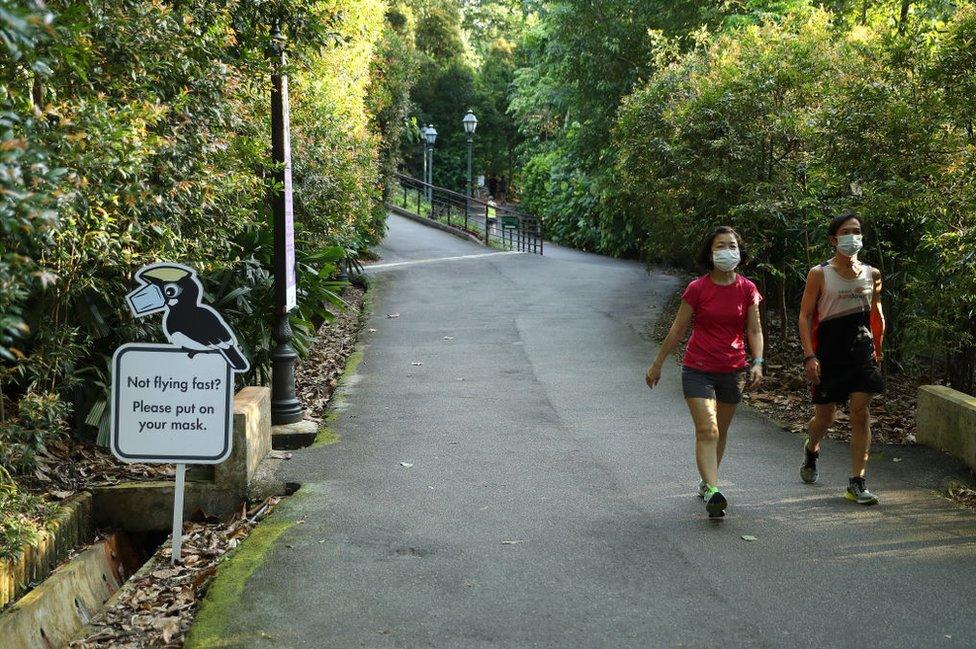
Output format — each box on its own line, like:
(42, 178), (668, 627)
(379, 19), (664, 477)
(797, 212), (886, 505)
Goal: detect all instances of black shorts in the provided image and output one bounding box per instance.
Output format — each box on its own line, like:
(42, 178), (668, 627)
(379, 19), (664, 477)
(682, 366), (747, 404)
(811, 362), (885, 405)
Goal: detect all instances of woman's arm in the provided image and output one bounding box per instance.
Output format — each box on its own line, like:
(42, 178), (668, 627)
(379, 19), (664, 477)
(870, 268), (885, 361)
(746, 303), (764, 389)
(798, 267), (823, 384)
(646, 300), (694, 389)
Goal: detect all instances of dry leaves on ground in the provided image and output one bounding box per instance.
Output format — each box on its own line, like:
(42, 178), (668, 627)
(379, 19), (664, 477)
(948, 483), (976, 513)
(71, 497), (280, 649)
(295, 286), (365, 420)
(26, 439), (174, 499)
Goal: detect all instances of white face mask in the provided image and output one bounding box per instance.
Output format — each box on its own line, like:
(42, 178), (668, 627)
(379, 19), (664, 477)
(836, 234), (863, 257)
(712, 248), (740, 272)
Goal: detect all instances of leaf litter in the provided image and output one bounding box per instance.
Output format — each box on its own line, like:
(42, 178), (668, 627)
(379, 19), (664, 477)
(70, 497), (281, 648)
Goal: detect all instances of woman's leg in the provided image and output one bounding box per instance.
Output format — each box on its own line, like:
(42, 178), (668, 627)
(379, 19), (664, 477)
(806, 403), (836, 452)
(849, 392), (873, 477)
(686, 397), (720, 486)
(716, 402), (737, 467)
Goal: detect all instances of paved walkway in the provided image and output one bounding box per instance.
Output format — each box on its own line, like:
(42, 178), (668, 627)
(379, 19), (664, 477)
(206, 214), (976, 648)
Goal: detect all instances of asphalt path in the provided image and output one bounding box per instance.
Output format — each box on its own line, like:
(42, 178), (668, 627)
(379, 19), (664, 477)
(217, 214), (976, 648)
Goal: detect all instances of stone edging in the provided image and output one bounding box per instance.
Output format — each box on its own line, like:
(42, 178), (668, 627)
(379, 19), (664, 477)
(0, 492), (94, 609)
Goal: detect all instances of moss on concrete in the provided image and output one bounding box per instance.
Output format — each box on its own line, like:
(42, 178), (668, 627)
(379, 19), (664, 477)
(311, 345), (364, 448)
(184, 516), (295, 648)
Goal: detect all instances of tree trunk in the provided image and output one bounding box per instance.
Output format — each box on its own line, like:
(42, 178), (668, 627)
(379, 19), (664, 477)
(898, 0), (911, 34)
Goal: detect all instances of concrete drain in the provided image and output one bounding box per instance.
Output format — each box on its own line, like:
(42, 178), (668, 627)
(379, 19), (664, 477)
(0, 531), (160, 647)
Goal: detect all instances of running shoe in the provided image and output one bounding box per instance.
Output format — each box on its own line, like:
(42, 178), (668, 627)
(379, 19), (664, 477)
(845, 476), (879, 505)
(800, 437), (819, 484)
(703, 486), (727, 518)
(697, 479), (708, 499)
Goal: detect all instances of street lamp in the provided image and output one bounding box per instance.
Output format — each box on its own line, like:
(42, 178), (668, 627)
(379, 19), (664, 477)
(424, 125), (437, 202)
(420, 124), (429, 201)
(269, 21), (304, 425)
(462, 110), (478, 217)
(424, 124), (437, 203)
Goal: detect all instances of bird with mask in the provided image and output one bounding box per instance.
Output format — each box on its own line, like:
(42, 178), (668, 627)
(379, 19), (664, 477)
(126, 264), (250, 372)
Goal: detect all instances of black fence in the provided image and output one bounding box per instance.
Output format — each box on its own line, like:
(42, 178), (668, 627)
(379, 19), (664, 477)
(391, 172), (543, 255)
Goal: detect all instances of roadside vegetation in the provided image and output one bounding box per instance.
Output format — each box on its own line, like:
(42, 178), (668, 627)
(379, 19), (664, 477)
(1, 0), (416, 558)
(400, 1), (976, 398)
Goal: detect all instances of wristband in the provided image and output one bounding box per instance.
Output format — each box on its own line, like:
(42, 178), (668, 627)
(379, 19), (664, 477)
(752, 357), (764, 365)
(803, 354), (817, 364)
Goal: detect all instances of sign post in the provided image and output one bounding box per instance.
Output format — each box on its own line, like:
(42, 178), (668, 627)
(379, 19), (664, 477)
(113, 263), (250, 564)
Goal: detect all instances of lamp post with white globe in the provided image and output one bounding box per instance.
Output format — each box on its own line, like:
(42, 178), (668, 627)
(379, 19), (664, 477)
(420, 124), (429, 202)
(424, 125), (437, 202)
(462, 110), (478, 218)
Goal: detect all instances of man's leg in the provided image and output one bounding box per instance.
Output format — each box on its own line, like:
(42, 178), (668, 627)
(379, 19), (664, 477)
(716, 402), (737, 468)
(686, 397), (719, 486)
(849, 392), (873, 477)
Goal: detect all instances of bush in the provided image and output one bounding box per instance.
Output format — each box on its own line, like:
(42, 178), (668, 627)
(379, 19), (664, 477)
(1, 0), (416, 457)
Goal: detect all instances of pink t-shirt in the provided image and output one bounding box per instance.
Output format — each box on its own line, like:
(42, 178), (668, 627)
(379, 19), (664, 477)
(681, 274), (763, 373)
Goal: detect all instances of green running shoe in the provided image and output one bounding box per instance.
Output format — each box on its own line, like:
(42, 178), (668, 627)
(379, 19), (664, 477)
(697, 479), (708, 499)
(801, 437), (819, 484)
(845, 476), (879, 505)
(703, 486), (727, 518)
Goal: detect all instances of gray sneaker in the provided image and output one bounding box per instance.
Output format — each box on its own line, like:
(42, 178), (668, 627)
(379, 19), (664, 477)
(845, 476), (879, 505)
(801, 437), (819, 484)
(697, 479), (708, 499)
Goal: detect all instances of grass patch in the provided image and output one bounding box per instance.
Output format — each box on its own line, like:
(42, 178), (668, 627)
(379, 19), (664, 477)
(183, 516), (296, 648)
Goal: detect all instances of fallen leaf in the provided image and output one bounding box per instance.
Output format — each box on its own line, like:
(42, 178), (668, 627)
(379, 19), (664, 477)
(368, 328), (377, 333)
(151, 569), (179, 579)
(741, 535), (758, 542)
(386, 313), (400, 319)
(399, 462), (413, 468)
(443, 336), (455, 341)
(160, 617), (180, 643)
(892, 457), (902, 463)
(411, 362), (423, 366)
(501, 539), (526, 545)
(50, 490), (75, 499)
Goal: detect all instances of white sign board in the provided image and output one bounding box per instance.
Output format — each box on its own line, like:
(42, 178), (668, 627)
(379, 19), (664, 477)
(111, 344), (233, 464)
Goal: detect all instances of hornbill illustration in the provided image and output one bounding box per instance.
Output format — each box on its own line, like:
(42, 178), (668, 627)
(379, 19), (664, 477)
(126, 263), (250, 372)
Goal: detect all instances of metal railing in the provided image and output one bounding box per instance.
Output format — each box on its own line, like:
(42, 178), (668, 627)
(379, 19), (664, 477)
(390, 172), (543, 255)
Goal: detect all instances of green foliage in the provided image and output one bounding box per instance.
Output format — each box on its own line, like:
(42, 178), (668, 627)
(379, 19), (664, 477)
(0, 2), (62, 365)
(614, 3), (976, 385)
(2, 0), (417, 459)
(0, 466), (57, 560)
(499, 0), (976, 389)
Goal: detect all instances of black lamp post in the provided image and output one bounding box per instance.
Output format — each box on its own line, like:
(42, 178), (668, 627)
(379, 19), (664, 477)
(420, 124), (429, 199)
(424, 125), (437, 202)
(269, 22), (304, 425)
(462, 110), (478, 218)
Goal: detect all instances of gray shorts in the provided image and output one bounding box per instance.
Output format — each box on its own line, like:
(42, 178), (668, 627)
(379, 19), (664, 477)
(681, 366), (747, 404)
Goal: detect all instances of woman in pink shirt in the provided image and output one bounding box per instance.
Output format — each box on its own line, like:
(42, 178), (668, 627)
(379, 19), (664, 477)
(646, 226), (765, 517)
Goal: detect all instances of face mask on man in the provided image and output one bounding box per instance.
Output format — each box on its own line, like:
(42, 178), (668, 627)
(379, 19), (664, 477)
(836, 234), (863, 257)
(712, 248), (740, 272)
